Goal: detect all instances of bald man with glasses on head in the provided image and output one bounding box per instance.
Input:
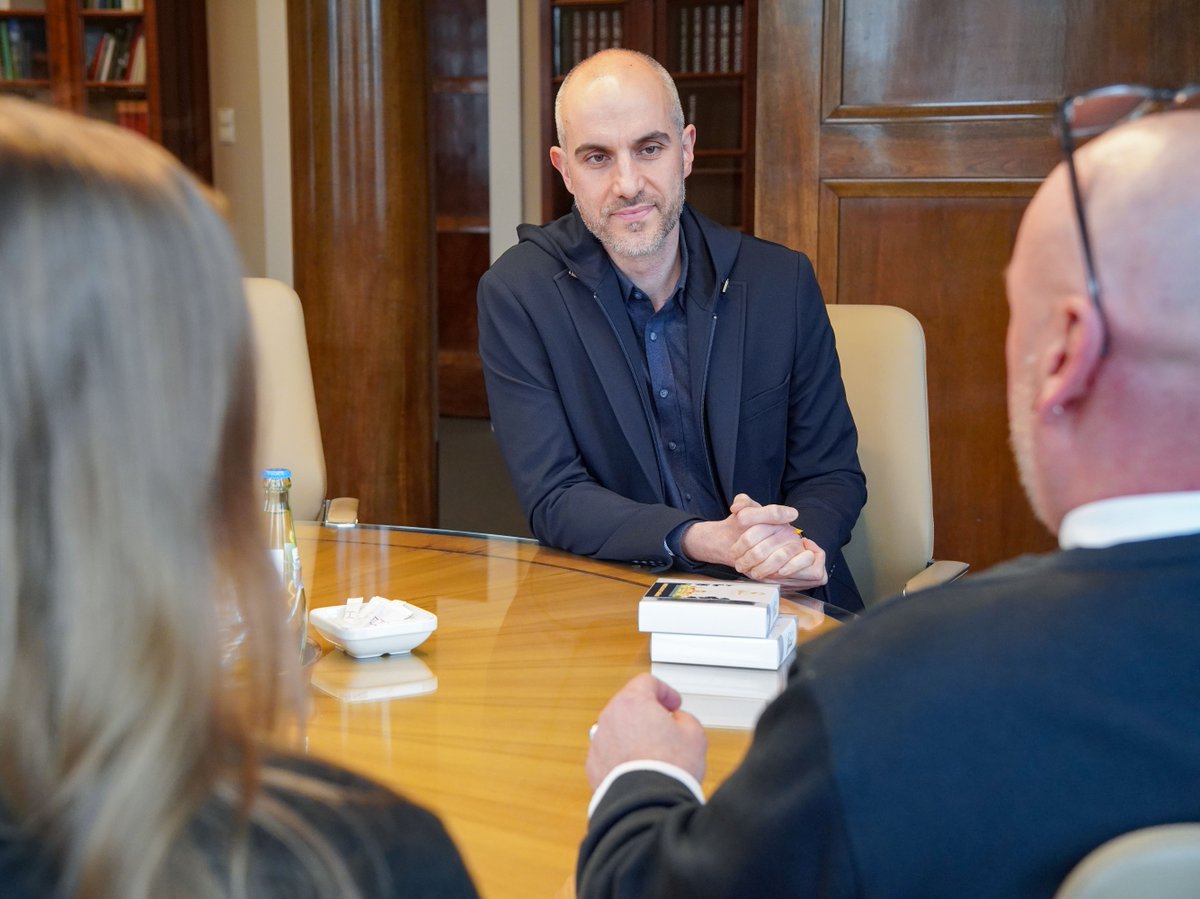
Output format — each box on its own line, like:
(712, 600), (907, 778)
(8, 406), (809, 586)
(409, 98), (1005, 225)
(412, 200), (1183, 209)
(576, 93), (1200, 899)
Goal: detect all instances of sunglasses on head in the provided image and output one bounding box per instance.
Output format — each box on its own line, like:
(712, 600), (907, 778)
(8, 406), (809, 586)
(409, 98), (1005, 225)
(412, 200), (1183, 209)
(1053, 84), (1200, 356)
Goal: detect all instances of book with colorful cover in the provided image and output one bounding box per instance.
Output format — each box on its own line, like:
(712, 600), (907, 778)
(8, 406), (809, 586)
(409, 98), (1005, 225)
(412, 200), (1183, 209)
(637, 578), (779, 638)
(0, 24), (13, 81)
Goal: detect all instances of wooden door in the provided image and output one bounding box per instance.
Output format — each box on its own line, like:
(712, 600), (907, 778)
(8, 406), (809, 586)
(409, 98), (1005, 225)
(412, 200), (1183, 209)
(757, 0), (1200, 571)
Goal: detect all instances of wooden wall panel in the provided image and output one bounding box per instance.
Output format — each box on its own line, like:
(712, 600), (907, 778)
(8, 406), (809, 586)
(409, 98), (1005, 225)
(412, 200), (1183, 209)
(841, 0), (1064, 105)
(754, 0), (821, 251)
(758, 0), (1200, 573)
(1062, 0), (1200, 88)
(288, 0), (437, 526)
(828, 185), (1042, 568)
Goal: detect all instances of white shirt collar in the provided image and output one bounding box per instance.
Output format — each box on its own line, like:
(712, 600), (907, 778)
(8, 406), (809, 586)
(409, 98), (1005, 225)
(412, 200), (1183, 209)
(1059, 492), (1200, 550)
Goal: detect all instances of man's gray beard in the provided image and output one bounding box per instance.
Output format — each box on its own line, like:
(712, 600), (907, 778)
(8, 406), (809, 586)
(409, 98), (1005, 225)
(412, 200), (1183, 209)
(581, 181), (686, 260)
(1009, 417), (1047, 528)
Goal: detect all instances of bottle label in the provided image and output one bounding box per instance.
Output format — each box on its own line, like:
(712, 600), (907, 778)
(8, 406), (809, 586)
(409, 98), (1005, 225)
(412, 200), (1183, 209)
(269, 547), (286, 581)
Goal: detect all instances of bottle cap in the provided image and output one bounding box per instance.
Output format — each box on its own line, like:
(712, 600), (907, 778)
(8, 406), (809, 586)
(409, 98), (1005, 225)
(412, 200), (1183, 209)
(262, 467), (292, 480)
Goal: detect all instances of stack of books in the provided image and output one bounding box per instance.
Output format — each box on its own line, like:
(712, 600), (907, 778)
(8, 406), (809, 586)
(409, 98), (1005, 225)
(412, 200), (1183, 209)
(638, 578), (800, 729)
(649, 660), (788, 729)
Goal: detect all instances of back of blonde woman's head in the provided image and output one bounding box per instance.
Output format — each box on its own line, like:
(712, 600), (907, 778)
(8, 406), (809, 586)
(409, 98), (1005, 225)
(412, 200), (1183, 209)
(0, 98), (290, 897)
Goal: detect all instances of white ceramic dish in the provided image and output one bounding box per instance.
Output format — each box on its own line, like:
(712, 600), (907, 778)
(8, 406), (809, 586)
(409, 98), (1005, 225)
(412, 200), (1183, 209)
(310, 602), (437, 659)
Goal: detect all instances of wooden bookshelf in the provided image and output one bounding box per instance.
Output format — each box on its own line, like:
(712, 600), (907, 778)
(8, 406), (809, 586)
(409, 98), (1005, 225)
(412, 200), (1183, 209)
(0, 2), (54, 93)
(0, 0), (210, 180)
(541, 0), (757, 230)
(429, 0), (492, 418)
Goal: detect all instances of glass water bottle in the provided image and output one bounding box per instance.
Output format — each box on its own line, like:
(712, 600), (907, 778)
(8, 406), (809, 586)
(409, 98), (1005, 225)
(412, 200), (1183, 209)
(263, 468), (308, 657)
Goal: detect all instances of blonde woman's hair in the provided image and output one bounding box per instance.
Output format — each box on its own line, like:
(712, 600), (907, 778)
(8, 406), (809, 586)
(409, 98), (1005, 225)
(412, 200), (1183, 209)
(0, 98), (359, 897)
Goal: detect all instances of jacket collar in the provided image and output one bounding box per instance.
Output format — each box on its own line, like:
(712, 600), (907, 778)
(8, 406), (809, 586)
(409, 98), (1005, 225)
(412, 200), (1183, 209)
(519, 204), (748, 504)
(518, 203), (742, 303)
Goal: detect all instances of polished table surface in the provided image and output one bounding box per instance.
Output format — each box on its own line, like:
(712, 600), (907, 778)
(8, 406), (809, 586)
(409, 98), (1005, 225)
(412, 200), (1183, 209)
(295, 522), (842, 899)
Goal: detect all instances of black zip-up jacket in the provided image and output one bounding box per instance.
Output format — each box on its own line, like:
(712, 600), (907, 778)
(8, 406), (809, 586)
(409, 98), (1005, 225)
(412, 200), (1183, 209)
(477, 203), (866, 611)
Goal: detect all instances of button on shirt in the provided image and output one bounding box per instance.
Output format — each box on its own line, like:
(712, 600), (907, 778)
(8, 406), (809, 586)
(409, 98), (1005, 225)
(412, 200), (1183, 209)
(614, 247), (725, 527)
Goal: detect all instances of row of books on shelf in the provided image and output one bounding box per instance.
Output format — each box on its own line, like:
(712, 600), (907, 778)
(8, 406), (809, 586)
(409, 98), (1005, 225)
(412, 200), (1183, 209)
(638, 578), (819, 729)
(113, 97), (147, 135)
(677, 4), (744, 74)
(0, 1), (143, 12)
(0, 0), (141, 8)
(85, 22), (144, 83)
(552, 6), (623, 76)
(82, 0), (143, 9)
(0, 18), (46, 81)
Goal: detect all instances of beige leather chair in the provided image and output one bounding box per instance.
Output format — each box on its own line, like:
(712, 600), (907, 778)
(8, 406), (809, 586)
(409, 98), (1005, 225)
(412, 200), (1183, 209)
(1055, 824), (1200, 899)
(826, 304), (967, 606)
(244, 277), (356, 525)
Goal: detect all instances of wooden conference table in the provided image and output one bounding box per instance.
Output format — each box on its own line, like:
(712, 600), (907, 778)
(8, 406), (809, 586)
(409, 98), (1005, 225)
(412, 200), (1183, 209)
(295, 522), (843, 899)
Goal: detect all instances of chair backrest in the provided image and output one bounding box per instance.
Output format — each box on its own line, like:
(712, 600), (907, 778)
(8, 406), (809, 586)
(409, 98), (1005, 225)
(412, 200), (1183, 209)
(825, 304), (935, 606)
(244, 277), (327, 521)
(1055, 824), (1200, 899)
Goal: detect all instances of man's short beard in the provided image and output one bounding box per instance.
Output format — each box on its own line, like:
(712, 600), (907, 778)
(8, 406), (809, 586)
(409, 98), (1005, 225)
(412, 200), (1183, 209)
(580, 178), (686, 260)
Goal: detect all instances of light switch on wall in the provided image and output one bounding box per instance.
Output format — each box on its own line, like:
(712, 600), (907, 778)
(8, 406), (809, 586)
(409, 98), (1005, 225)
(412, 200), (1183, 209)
(217, 107), (236, 145)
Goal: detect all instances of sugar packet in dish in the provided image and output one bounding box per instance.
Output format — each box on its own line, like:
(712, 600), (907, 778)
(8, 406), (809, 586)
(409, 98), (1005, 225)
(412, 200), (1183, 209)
(311, 595), (437, 659)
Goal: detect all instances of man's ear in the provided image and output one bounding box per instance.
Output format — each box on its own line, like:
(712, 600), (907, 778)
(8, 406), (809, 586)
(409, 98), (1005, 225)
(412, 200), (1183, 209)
(681, 123), (696, 178)
(1036, 294), (1106, 418)
(549, 146), (573, 195)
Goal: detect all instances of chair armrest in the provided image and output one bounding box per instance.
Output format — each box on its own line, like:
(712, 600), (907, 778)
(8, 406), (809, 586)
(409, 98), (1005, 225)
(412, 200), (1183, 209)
(903, 559), (969, 596)
(322, 496), (360, 528)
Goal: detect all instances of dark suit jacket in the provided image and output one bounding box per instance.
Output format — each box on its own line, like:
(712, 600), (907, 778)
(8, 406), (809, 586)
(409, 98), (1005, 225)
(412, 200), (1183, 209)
(478, 205), (866, 610)
(577, 532), (1200, 897)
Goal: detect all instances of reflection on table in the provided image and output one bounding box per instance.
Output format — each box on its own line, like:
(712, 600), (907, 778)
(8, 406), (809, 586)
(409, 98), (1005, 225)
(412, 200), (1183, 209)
(311, 651), (438, 702)
(296, 523), (841, 899)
